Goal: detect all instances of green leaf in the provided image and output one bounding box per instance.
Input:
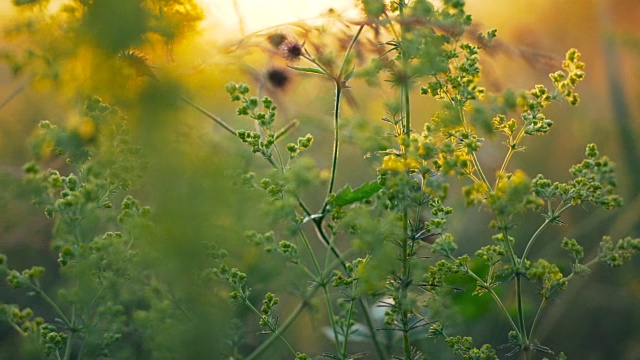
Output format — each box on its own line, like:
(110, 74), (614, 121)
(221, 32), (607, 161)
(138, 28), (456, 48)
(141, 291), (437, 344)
(332, 181), (382, 207)
(287, 65), (327, 76)
(343, 66), (356, 82)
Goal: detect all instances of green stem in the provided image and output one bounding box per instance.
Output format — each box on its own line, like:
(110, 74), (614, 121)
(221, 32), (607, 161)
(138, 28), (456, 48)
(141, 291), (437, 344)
(357, 298), (386, 359)
(322, 285), (342, 355)
(244, 299), (297, 357)
(62, 306), (75, 360)
(245, 286), (320, 360)
(321, 84), (342, 215)
(403, 83), (411, 137)
(457, 263), (520, 333)
(401, 208), (412, 359)
(500, 226), (519, 269)
(521, 202), (572, 263)
(338, 24), (366, 80)
(496, 127), (527, 188)
(398, 3), (414, 357)
(528, 297), (547, 341)
(180, 95), (237, 135)
(299, 229), (342, 355)
(521, 218), (552, 264)
(457, 105), (490, 189)
(311, 218), (347, 269)
(515, 274), (528, 343)
(32, 284), (71, 328)
(308, 221), (386, 359)
(340, 283), (358, 358)
(320, 23), (365, 215)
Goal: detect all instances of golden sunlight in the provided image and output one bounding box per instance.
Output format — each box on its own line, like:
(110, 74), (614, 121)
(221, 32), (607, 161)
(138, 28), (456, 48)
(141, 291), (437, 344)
(199, 0), (358, 35)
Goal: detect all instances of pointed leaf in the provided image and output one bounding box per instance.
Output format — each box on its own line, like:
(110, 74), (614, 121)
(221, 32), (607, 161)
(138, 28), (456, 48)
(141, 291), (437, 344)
(343, 66), (356, 82)
(287, 65), (327, 76)
(332, 181), (382, 207)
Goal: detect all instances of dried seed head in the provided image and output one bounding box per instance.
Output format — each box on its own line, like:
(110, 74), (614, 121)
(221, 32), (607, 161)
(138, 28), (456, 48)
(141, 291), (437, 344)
(117, 49), (157, 79)
(279, 40), (304, 61)
(266, 67), (290, 89)
(267, 33), (287, 49)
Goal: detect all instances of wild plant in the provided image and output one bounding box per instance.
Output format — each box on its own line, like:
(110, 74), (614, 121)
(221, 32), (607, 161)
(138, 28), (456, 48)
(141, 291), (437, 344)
(1, 1), (638, 360)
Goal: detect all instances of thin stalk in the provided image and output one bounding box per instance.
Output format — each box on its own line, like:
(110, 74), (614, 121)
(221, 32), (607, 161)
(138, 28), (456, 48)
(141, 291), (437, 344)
(32, 284), (71, 328)
(500, 227), (519, 269)
(275, 119), (300, 141)
(0, 81), (26, 111)
(403, 83), (411, 137)
(496, 127), (527, 188)
(309, 220), (387, 359)
(62, 306), (75, 360)
(338, 24), (366, 79)
(321, 84), (342, 215)
(246, 278), (336, 360)
(9, 321), (27, 336)
(521, 202), (572, 262)
(340, 283), (358, 358)
(455, 262), (520, 333)
(527, 297), (547, 341)
(398, 3), (415, 357)
(322, 285), (342, 355)
(521, 218), (552, 264)
(245, 299), (298, 357)
(299, 229), (342, 354)
(180, 96), (236, 135)
(320, 23), (365, 214)
(357, 298), (386, 359)
(401, 208), (412, 359)
(515, 275), (528, 343)
(457, 105), (490, 189)
(311, 218), (347, 269)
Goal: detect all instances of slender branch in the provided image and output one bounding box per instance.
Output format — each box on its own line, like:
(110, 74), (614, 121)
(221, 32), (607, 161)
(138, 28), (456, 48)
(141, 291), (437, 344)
(180, 95), (237, 135)
(244, 298), (297, 357)
(31, 284), (72, 329)
(320, 23), (366, 215)
(454, 261), (520, 333)
(457, 105), (490, 189)
(62, 306), (75, 360)
(521, 218), (552, 264)
(0, 81), (26, 111)
(521, 202), (572, 263)
(338, 24), (366, 80)
(515, 275), (528, 343)
(496, 126), (527, 188)
(340, 282), (358, 358)
(321, 84), (343, 215)
(246, 290), (356, 360)
(527, 297), (547, 341)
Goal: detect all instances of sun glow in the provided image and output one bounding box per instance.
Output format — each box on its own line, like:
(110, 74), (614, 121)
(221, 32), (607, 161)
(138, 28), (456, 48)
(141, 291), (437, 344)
(198, 0), (358, 35)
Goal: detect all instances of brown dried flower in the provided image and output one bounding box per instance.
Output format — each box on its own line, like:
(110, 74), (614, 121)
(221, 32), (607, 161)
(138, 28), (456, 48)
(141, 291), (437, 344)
(279, 39), (304, 61)
(266, 67), (291, 89)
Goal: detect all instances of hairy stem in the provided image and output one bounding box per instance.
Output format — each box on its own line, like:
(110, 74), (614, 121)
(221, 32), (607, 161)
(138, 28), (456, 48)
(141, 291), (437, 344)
(321, 84), (342, 215)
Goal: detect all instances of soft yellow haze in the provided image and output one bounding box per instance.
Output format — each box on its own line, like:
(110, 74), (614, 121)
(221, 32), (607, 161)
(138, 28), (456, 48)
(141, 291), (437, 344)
(200, 0), (358, 34)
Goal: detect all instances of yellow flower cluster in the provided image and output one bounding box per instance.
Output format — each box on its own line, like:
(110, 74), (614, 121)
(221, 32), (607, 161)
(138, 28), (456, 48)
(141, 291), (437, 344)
(381, 155), (421, 172)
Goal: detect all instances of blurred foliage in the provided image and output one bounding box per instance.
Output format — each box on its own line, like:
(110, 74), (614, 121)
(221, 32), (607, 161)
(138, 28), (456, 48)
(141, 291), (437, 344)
(0, 0), (639, 359)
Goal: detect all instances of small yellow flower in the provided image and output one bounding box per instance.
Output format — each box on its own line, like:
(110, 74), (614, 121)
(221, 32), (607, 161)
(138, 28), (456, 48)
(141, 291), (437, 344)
(382, 155), (404, 172)
(381, 155), (421, 172)
(78, 118), (97, 141)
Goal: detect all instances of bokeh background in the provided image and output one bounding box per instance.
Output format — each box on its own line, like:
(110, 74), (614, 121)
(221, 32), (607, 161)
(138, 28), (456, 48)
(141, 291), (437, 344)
(1, 1), (639, 359)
